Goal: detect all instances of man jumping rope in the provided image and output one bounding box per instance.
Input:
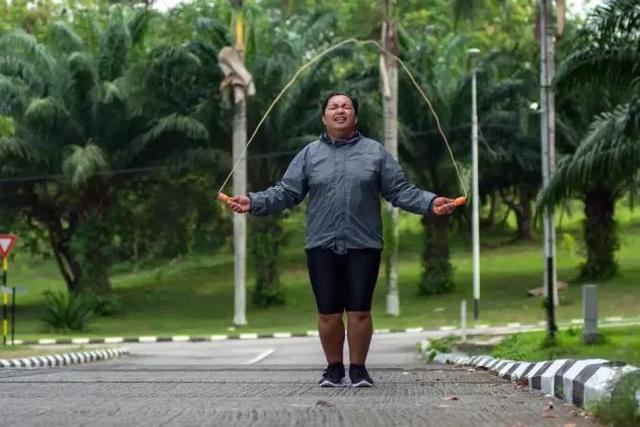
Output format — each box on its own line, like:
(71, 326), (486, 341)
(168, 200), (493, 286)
(224, 92), (459, 387)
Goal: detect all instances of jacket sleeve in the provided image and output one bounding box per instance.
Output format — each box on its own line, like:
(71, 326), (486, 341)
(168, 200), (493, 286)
(380, 147), (436, 215)
(247, 147), (308, 216)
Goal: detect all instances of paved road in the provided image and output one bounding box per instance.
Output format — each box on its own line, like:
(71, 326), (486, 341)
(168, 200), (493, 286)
(0, 332), (599, 426)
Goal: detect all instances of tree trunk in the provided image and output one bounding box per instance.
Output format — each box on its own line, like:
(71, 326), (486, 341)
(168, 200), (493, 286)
(48, 230), (82, 294)
(581, 188), (618, 280)
(251, 214), (284, 307)
(515, 188), (535, 240)
(381, 5), (400, 316)
(45, 212), (111, 295)
(419, 213), (454, 295)
(500, 187), (534, 241)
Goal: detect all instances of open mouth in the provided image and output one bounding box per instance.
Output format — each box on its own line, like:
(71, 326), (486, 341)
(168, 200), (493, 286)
(334, 115), (347, 123)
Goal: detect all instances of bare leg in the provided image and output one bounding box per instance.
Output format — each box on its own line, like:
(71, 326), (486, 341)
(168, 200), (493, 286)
(318, 313), (345, 364)
(346, 311), (373, 365)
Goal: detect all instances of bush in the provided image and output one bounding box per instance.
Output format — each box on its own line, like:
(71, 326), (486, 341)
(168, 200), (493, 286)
(41, 290), (94, 332)
(91, 294), (121, 317)
(595, 371), (640, 427)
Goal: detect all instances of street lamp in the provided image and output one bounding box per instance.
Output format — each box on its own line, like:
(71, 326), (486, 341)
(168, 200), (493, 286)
(468, 47), (480, 321)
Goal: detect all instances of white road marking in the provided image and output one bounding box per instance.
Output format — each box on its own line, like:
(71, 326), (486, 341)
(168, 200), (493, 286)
(244, 349), (275, 365)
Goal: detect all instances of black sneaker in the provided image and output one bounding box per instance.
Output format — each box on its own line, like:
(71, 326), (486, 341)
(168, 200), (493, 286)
(349, 365), (374, 387)
(319, 362), (345, 387)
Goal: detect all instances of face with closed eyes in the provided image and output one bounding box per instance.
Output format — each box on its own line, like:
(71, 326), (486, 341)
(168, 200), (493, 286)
(322, 95), (358, 140)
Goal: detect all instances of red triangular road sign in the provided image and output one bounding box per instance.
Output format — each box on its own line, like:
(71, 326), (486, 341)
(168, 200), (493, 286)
(0, 234), (17, 258)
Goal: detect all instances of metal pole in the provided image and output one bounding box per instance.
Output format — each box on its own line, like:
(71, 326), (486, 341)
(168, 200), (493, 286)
(231, 0), (247, 326)
(539, 0), (557, 339)
(461, 300), (467, 342)
(469, 48), (481, 321)
(2, 257), (7, 346)
(11, 286), (15, 346)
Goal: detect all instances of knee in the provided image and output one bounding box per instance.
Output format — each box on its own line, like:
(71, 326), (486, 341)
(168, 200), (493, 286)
(318, 313), (343, 325)
(347, 311), (371, 324)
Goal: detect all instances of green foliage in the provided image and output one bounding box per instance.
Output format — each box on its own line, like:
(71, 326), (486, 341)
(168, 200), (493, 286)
(418, 216), (454, 295)
(492, 334), (527, 360)
(90, 294), (121, 317)
(41, 290), (94, 332)
(595, 370), (640, 427)
(251, 215), (285, 307)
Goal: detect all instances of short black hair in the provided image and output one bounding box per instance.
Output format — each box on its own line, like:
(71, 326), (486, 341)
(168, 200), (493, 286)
(321, 91), (358, 116)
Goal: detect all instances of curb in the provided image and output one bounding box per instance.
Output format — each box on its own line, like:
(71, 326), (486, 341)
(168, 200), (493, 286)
(0, 347), (129, 368)
(16, 327), (426, 345)
(419, 340), (640, 411)
(15, 316), (640, 346)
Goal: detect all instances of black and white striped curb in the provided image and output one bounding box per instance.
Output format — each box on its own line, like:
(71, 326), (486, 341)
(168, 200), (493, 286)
(14, 327), (429, 345)
(0, 347), (129, 368)
(15, 316), (640, 346)
(419, 341), (639, 411)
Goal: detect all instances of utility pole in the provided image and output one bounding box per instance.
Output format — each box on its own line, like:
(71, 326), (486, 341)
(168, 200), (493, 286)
(539, 0), (558, 339)
(231, 0), (247, 326)
(381, 0), (400, 316)
(468, 47), (480, 321)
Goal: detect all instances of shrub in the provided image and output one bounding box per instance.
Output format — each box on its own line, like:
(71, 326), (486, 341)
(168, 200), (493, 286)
(41, 290), (94, 332)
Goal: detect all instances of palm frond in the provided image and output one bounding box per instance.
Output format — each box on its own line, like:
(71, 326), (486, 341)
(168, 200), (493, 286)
(24, 97), (71, 131)
(100, 81), (125, 104)
(540, 103), (636, 206)
(49, 21), (85, 52)
(0, 137), (45, 164)
(129, 114), (209, 157)
(0, 75), (29, 114)
(62, 143), (108, 187)
(0, 55), (44, 93)
(556, 45), (639, 88)
(98, 6), (130, 81)
(127, 8), (154, 46)
(0, 30), (55, 75)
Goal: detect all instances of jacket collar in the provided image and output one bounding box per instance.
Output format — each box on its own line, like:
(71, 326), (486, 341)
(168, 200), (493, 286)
(320, 131), (362, 145)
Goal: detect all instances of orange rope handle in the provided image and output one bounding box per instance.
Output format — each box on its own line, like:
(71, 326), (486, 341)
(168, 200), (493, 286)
(452, 196), (466, 207)
(217, 192), (232, 206)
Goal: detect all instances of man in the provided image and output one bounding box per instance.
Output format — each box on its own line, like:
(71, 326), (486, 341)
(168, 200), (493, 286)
(225, 92), (459, 387)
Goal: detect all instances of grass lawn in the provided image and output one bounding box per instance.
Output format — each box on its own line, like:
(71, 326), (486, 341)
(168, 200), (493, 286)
(491, 325), (640, 367)
(3, 201), (639, 340)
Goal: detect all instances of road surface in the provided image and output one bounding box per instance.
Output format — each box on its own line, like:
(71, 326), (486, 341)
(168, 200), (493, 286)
(0, 332), (599, 426)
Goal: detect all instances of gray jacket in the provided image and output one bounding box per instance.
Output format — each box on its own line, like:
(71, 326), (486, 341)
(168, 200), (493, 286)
(248, 132), (437, 254)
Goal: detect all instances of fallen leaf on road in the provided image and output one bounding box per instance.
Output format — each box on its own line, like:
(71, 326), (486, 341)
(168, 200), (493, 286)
(316, 400), (333, 407)
(444, 396), (459, 401)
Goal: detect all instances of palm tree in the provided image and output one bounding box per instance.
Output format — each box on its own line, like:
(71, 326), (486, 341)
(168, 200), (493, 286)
(0, 6), (212, 294)
(540, 0), (640, 280)
(473, 49), (542, 241)
(397, 33), (471, 295)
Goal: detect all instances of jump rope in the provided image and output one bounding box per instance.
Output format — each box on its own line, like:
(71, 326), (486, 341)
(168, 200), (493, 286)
(216, 38), (468, 209)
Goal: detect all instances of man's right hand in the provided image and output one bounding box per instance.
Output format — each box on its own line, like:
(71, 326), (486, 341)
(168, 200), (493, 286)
(227, 195), (251, 214)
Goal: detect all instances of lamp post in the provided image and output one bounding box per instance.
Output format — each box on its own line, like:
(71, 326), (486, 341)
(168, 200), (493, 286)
(539, 0), (558, 339)
(468, 47), (481, 321)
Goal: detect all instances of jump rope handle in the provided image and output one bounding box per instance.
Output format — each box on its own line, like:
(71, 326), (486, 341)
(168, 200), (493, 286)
(217, 192), (232, 206)
(452, 196), (466, 207)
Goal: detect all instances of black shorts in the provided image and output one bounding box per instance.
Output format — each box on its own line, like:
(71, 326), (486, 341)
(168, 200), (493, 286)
(305, 248), (382, 314)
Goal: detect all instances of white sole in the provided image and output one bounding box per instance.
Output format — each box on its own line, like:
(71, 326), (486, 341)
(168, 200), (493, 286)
(351, 380), (373, 388)
(319, 379), (345, 387)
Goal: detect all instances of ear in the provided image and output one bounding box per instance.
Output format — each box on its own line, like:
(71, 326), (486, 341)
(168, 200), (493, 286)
(321, 115), (326, 126)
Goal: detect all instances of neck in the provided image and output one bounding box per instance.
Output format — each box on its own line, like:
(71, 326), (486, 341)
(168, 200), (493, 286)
(326, 129), (356, 141)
